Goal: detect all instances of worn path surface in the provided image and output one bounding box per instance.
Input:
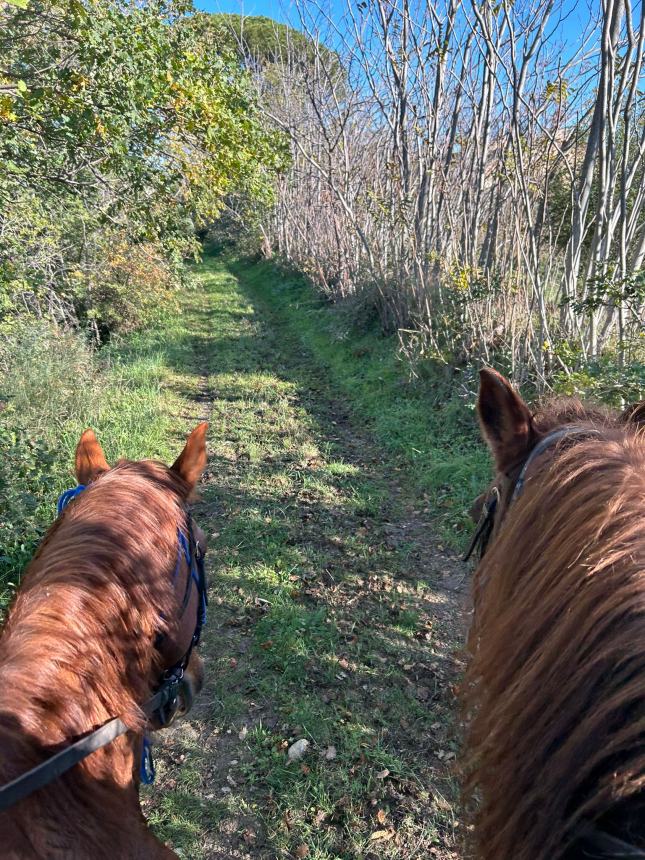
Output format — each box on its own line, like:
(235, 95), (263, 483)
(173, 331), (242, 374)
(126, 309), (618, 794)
(142, 257), (469, 860)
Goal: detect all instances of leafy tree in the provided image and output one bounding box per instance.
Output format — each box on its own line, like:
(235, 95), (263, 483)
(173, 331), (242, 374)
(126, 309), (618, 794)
(203, 12), (341, 76)
(0, 0), (288, 336)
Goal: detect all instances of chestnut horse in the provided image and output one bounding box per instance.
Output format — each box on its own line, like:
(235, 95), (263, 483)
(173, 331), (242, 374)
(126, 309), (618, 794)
(463, 369), (645, 860)
(0, 424), (208, 858)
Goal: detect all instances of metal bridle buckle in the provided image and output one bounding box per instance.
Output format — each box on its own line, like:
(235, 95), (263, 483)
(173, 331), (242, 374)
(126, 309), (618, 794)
(155, 668), (184, 727)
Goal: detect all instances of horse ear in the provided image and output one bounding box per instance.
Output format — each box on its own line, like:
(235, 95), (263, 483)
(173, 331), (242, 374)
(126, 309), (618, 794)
(621, 401), (645, 427)
(171, 423), (208, 495)
(75, 429), (109, 485)
(477, 368), (535, 472)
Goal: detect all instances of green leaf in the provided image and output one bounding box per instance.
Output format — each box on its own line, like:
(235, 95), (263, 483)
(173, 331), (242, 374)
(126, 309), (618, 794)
(17, 80), (27, 93)
(6, 0), (30, 8)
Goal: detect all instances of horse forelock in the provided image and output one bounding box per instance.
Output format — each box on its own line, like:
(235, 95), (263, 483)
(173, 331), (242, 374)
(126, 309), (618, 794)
(464, 408), (645, 860)
(0, 459), (187, 751)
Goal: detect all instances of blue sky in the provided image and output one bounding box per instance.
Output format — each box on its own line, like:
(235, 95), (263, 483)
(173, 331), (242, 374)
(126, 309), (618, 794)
(193, 0), (598, 52)
(192, 0), (615, 67)
(193, 0), (298, 25)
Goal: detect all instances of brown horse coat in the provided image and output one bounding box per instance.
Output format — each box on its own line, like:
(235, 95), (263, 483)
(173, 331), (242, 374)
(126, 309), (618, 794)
(463, 369), (645, 860)
(0, 425), (207, 858)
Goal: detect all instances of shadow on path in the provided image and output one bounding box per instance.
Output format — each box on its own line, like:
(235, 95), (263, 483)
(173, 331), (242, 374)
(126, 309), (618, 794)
(141, 256), (467, 860)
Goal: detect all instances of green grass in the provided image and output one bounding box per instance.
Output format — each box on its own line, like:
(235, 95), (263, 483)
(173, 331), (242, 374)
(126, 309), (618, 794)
(229, 255), (490, 547)
(139, 253), (466, 859)
(2, 251), (471, 858)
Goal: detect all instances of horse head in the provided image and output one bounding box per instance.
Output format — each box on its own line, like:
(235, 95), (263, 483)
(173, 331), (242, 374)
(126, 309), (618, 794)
(0, 423), (209, 858)
(463, 369), (645, 860)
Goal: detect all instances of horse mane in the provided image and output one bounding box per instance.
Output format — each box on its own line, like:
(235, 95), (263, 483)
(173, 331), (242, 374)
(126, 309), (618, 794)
(0, 460), (187, 771)
(463, 403), (645, 860)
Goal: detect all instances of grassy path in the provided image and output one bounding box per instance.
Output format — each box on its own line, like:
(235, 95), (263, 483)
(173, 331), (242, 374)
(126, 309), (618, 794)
(143, 255), (467, 860)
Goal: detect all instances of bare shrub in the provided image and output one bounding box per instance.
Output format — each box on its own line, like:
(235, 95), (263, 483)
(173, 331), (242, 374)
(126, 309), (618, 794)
(243, 0), (645, 391)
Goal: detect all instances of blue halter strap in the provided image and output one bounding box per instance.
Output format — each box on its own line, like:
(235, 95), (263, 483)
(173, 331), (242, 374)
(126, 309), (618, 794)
(57, 485), (86, 515)
(140, 737), (156, 785)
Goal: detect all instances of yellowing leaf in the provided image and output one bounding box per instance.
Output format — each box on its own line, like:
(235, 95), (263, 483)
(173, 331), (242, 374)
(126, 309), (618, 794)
(370, 828), (395, 842)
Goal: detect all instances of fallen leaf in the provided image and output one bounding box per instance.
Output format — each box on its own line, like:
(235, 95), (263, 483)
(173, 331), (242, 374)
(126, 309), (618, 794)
(376, 809), (387, 824)
(313, 809), (326, 827)
(238, 726), (248, 741)
(370, 828), (395, 842)
(375, 768), (390, 779)
(295, 845), (309, 858)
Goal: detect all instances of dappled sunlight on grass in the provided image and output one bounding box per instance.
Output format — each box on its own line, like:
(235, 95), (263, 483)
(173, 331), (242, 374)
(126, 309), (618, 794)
(140, 254), (465, 858)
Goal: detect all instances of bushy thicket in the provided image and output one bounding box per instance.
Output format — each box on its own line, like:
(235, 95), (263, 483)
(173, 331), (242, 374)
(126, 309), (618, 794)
(0, 0), (287, 341)
(0, 1), (289, 602)
(0, 322), (93, 592)
(0, 315), (189, 604)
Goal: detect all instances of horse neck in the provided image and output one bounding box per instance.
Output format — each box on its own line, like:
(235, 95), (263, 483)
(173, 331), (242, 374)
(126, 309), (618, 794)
(0, 709), (159, 859)
(467, 428), (645, 859)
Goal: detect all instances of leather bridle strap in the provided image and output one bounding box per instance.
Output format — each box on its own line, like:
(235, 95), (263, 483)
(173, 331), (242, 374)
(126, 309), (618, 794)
(463, 488), (499, 562)
(465, 425), (602, 563)
(0, 679), (178, 813)
(511, 425), (600, 503)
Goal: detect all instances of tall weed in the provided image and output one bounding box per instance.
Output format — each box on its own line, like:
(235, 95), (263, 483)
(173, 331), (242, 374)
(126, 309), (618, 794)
(0, 318), (178, 607)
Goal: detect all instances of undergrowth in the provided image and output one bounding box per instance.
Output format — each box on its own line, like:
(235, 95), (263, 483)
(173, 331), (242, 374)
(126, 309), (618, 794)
(0, 317), (186, 608)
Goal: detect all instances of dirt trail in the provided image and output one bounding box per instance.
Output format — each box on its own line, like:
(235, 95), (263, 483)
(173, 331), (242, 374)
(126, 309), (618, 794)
(143, 258), (470, 860)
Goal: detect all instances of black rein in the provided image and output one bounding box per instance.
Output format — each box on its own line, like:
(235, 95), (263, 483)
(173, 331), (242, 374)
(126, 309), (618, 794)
(0, 679), (179, 813)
